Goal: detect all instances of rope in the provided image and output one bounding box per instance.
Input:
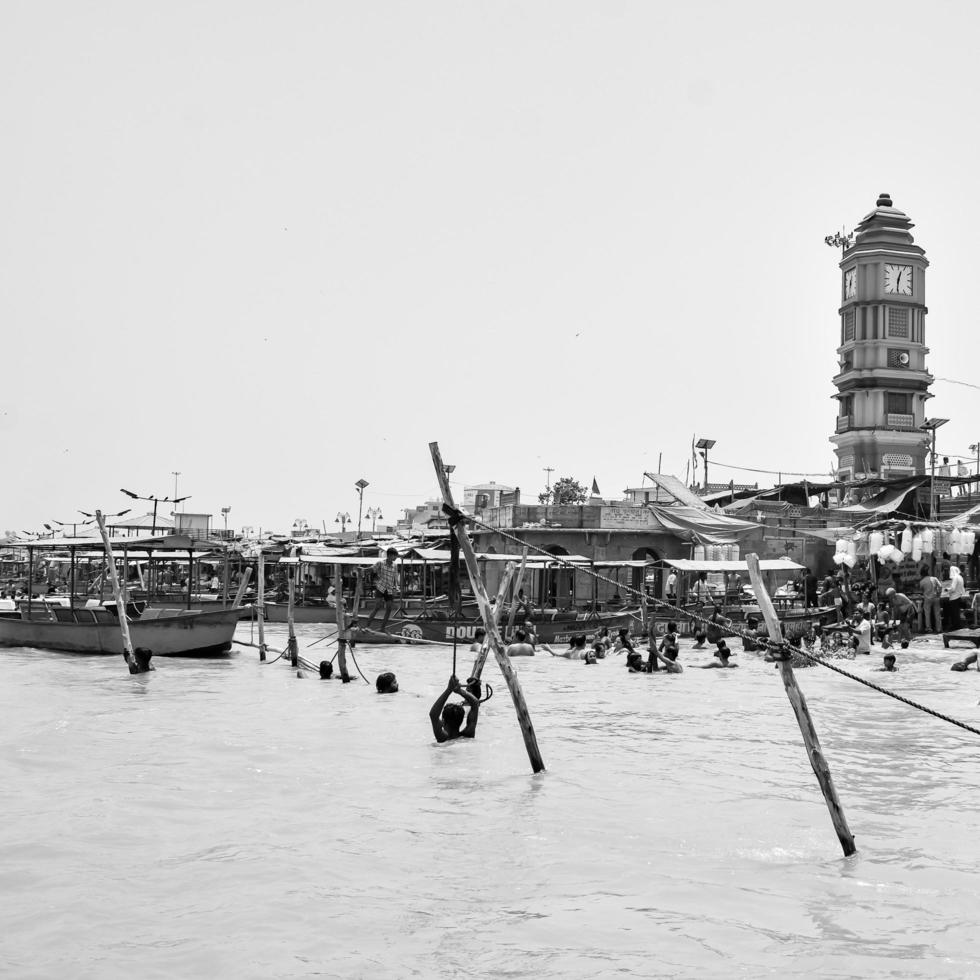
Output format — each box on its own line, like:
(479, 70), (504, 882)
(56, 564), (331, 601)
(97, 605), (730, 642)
(345, 643), (371, 684)
(463, 513), (980, 740)
(790, 646), (980, 738)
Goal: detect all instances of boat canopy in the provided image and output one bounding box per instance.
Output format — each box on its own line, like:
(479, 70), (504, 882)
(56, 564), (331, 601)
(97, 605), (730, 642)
(7, 534), (201, 551)
(661, 558), (804, 573)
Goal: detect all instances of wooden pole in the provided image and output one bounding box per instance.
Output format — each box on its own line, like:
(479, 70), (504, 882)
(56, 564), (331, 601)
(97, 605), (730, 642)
(472, 561), (516, 680)
(334, 564), (351, 682)
(430, 442), (545, 773)
(232, 567), (253, 607)
(94, 511), (141, 674)
(505, 547), (529, 642)
(745, 552), (856, 857)
(257, 550), (267, 661)
(286, 564), (298, 668)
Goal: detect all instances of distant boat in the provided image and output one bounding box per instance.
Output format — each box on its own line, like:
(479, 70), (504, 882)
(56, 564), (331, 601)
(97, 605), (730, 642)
(0, 605), (240, 656)
(349, 609), (639, 645)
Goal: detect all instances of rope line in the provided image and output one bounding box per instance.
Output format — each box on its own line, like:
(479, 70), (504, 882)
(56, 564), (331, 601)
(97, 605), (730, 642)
(464, 514), (980, 739)
(795, 646), (980, 737)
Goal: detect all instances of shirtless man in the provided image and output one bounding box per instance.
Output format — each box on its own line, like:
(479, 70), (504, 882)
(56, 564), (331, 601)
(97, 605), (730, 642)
(429, 675), (479, 742)
(506, 629), (535, 657)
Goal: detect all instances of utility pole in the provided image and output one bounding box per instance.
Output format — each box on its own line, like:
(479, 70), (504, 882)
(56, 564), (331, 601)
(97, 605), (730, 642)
(543, 467), (554, 503)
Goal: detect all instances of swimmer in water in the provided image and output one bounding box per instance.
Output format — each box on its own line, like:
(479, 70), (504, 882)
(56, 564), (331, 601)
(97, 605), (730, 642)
(429, 674), (479, 743)
(653, 645), (683, 673)
(874, 653), (898, 672)
(376, 671), (399, 693)
(699, 642), (738, 668)
(319, 661), (334, 679)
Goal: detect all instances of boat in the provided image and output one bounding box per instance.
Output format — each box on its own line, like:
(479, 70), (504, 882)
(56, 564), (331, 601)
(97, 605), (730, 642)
(0, 603), (240, 656)
(348, 609), (639, 645)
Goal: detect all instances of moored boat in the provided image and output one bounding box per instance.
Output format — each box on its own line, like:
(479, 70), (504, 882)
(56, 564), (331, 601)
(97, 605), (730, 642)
(349, 609), (639, 645)
(0, 605), (240, 656)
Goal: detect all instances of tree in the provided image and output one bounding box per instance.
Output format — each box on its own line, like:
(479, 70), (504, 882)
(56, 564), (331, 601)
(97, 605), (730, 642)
(539, 477), (587, 505)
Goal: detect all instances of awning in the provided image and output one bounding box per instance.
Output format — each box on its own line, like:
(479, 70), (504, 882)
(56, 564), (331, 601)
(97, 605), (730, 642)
(662, 558), (804, 573)
(9, 534), (199, 551)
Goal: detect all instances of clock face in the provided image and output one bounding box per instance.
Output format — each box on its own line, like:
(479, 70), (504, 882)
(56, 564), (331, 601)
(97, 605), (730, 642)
(884, 264), (913, 295)
(844, 268), (857, 299)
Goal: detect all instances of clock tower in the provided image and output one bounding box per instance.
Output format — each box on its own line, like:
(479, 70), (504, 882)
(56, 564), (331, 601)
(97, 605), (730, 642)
(830, 193), (933, 481)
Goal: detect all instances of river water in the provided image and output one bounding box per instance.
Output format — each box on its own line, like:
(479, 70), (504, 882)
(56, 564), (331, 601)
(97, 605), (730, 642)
(2, 623), (980, 979)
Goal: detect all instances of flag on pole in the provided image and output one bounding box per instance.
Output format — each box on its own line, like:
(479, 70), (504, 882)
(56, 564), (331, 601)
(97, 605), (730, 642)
(591, 477), (600, 496)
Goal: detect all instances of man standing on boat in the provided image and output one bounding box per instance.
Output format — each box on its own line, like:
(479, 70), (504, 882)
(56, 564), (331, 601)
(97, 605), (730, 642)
(362, 548), (400, 632)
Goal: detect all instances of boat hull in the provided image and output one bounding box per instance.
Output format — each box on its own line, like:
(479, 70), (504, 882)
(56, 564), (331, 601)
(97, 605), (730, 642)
(351, 611), (640, 645)
(0, 608), (241, 656)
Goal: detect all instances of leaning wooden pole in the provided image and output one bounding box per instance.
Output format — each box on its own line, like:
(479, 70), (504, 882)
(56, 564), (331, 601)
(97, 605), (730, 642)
(430, 442), (545, 773)
(472, 561), (516, 681)
(745, 553), (856, 857)
(256, 549), (267, 661)
(94, 510), (139, 674)
(504, 547), (529, 641)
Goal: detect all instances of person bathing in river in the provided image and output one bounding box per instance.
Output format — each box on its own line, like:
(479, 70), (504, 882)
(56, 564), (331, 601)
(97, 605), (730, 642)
(653, 646), (683, 673)
(506, 629), (535, 657)
(611, 628), (635, 655)
(698, 642), (738, 669)
(875, 653), (899, 672)
(429, 675), (479, 742)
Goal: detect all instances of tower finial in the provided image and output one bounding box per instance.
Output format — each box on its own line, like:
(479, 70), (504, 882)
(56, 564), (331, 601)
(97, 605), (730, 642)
(877, 192), (892, 207)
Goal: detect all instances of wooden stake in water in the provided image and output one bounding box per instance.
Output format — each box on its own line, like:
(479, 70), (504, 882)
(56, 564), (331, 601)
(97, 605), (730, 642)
(745, 552), (856, 857)
(472, 561), (515, 681)
(94, 510), (140, 674)
(257, 549), (267, 661)
(430, 441), (545, 773)
(504, 547), (529, 644)
(334, 564), (351, 683)
(286, 565), (298, 668)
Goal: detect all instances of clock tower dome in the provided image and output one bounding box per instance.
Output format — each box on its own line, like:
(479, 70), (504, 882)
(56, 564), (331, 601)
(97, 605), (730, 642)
(830, 193), (933, 481)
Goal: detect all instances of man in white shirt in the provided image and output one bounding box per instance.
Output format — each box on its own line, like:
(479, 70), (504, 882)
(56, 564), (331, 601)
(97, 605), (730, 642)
(666, 571), (677, 602)
(947, 565), (967, 630)
(849, 610), (872, 654)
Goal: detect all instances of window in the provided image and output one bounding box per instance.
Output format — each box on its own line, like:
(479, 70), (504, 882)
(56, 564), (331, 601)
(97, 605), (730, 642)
(839, 395), (853, 417)
(888, 307), (909, 338)
(886, 392), (912, 415)
(843, 310), (855, 341)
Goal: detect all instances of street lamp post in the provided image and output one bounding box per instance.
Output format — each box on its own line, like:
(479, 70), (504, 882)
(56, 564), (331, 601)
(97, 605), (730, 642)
(355, 478), (370, 540)
(120, 488), (191, 534)
(366, 507), (383, 535)
(695, 438), (717, 491)
(221, 507), (231, 534)
(335, 512), (351, 534)
(918, 418), (949, 521)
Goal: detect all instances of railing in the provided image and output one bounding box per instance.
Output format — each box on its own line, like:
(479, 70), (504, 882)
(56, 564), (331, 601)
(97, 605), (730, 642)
(836, 415), (851, 433)
(885, 413), (915, 429)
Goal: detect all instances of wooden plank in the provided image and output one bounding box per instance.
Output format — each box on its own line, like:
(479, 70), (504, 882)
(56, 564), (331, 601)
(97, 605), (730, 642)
(430, 441), (545, 773)
(746, 552), (856, 857)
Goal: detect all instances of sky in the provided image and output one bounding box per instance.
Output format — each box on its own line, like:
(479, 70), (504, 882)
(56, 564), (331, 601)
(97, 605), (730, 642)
(3, 0), (979, 535)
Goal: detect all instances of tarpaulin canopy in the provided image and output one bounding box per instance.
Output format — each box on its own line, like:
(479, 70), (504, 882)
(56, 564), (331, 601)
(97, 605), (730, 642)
(648, 506), (760, 545)
(835, 478), (926, 514)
